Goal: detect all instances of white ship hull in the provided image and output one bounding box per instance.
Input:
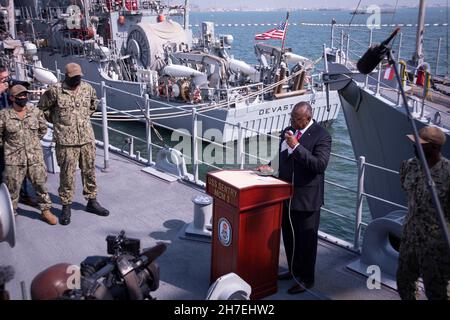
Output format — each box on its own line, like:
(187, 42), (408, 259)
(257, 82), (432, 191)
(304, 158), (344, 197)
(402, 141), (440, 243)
(39, 53), (340, 142)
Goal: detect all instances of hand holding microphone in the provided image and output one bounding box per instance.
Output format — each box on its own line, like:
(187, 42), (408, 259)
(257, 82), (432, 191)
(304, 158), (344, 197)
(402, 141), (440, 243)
(285, 130), (299, 149)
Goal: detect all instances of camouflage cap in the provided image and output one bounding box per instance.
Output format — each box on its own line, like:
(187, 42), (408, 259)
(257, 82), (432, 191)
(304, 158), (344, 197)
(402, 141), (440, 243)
(10, 84), (29, 97)
(407, 126), (446, 146)
(65, 63), (83, 77)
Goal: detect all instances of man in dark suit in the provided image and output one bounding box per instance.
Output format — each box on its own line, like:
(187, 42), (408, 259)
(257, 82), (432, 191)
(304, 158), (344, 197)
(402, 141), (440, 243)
(259, 101), (332, 294)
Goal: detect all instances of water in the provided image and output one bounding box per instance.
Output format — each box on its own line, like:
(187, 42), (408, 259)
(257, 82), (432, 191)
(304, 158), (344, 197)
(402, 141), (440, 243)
(96, 7), (449, 244)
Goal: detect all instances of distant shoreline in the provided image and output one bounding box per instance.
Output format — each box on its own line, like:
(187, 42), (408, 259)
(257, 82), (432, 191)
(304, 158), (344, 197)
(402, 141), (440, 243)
(189, 5), (447, 13)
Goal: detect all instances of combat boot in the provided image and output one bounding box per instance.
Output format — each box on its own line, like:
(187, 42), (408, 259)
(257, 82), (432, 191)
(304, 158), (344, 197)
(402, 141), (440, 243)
(41, 209), (57, 225)
(86, 199), (109, 216)
(60, 204), (71, 225)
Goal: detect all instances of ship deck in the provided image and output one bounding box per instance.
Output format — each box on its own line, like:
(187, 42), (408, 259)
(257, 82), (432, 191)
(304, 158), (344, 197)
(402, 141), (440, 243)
(0, 148), (401, 300)
(378, 87), (450, 130)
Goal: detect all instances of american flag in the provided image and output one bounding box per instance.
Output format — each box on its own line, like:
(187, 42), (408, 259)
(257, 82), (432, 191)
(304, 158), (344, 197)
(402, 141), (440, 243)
(255, 20), (288, 40)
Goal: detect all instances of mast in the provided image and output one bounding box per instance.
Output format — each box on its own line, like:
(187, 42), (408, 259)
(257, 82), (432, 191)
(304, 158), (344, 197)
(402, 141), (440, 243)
(7, 0), (16, 37)
(281, 12), (289, 52)
(84, 0), (90, 28)
(184, 0), (190, 30)
(412, 0), (426, 66)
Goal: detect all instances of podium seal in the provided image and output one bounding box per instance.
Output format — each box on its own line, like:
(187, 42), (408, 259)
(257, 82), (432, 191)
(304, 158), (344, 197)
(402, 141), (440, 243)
(218, 218), (232, 246)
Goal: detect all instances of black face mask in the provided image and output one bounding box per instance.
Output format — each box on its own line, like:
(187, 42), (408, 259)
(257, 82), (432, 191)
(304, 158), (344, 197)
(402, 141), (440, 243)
(65, 76), (81, 88)
(414, 144), (435, 159)
(15, 97), (28, 107)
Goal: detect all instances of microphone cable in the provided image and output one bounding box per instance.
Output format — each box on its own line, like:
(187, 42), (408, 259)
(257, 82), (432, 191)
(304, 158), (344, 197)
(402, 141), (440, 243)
(286, 134), (326, 300)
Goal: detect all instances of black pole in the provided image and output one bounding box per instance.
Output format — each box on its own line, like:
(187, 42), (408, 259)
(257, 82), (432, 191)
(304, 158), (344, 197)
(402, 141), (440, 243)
(387, 48), (450, 253)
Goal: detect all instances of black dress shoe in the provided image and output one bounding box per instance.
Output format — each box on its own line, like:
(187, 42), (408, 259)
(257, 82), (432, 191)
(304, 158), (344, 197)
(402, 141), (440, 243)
(278, 271), (293, 280)
(287, 282), (314, 294)
(287, 283), (306, 294)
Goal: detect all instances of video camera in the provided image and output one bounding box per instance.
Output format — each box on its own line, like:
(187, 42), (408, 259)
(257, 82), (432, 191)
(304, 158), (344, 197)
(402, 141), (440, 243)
(61, 231), (166, 300)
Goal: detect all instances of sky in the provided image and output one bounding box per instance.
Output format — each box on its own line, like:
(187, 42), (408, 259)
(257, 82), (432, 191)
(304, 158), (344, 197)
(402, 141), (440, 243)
(184, 0), (449, 9)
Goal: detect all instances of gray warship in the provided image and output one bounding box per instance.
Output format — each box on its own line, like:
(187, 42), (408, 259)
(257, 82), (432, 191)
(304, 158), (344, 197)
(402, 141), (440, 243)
(3, 0), (340, 143)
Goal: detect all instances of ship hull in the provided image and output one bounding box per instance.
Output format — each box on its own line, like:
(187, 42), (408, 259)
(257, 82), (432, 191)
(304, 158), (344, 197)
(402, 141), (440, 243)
(339, 80), (450, 219)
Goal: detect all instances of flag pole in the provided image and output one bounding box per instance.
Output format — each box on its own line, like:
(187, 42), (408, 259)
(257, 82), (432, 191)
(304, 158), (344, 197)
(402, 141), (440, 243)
(281, 12), (290, 52)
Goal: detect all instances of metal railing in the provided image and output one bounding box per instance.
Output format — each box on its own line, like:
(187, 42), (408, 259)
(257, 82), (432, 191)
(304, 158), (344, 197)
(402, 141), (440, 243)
(327, 28), (450, 132)
(88, 79), (409, 253)
(4, 55), (406, 253)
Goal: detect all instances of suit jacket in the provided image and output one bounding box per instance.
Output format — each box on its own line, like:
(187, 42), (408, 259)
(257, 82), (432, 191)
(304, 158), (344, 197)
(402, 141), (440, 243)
(278, 121), (332, 211)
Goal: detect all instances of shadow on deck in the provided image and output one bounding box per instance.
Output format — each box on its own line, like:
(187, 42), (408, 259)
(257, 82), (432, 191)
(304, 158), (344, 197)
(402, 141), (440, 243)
(0, 149), (399, 300)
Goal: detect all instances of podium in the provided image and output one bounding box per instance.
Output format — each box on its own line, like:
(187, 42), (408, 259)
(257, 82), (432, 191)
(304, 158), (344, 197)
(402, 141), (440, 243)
(206, 170), (292, 299)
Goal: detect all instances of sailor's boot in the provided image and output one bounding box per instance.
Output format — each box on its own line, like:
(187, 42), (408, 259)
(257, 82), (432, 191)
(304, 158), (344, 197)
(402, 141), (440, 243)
(86, 199), (109, 216)
(60, 204), (72, 225)
(41, 209), (58, 225)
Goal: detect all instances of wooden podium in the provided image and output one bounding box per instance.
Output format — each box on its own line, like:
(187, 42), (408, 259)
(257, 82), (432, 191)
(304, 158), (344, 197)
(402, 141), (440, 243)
(206, 170), (292, 299)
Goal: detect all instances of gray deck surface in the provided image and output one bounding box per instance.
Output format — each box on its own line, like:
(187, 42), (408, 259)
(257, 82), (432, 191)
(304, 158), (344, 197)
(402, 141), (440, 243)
(0, 149), (400, 300)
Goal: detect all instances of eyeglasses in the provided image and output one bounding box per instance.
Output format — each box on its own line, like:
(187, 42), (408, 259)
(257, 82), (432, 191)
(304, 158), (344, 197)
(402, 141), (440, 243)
(0, 76), (10, 83)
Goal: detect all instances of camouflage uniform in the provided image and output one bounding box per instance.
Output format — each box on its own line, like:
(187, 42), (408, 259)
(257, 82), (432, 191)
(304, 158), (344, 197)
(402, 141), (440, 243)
(397, 157), (450, 300)
(0, 105), (52, 211)
(38, 81), (98, 205)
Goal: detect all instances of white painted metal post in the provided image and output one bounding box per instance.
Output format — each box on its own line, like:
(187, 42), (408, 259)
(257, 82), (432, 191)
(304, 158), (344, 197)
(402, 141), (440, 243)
(397, 32), (403, 61)
(345, 34), (350, 67)
(376, 63), (382, 95)
(354, 156), (365, 251)
(237, 122), (244, 169)
(323, 44), (329, 73)
(144, 94), (153, 165)
(365, 30), (373, 88)
(129, 137), (135, 157)
(56, 69), (61, 82)
(192, 108), (199, 183)
(330, 20), (335, 49)
(100, 81), (110, 172)
(435, 37), (442, 76)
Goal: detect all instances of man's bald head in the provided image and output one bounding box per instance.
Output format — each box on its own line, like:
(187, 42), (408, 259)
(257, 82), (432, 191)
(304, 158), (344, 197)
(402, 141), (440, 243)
(291, 102), (313, 130)
(292, 102), (312, 118)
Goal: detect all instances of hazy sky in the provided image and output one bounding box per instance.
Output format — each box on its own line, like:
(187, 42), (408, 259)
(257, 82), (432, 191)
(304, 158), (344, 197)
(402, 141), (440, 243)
(186, 0), (449, 9)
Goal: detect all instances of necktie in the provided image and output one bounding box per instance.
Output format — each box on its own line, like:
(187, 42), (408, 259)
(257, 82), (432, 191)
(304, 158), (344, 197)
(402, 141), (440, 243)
(296, 130), (302, 140)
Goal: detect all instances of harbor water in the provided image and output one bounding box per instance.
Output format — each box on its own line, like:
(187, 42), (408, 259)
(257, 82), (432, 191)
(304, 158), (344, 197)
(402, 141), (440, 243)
(93, 7), (449, 243)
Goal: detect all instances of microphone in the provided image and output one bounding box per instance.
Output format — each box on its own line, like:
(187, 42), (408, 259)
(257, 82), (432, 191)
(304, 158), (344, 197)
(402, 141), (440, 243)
(285, 126), (295, 137)
(357, 28), (401, 75)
